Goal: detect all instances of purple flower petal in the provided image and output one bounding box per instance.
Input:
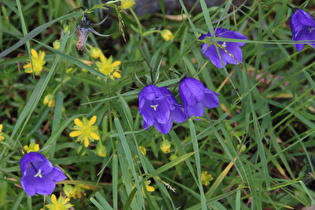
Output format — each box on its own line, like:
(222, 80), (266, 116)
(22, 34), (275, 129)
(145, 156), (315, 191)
(202, 90), (220, 108)
(186, 103), (204, 118)
(224, 43), (243, 64)
(138, 85), (187, 134)
(200, 28), (247, 68)
(202, 44), (227, 68)
(20, 152), (66, 196)
(179, 77), (219, 118)
(154, 119), (173, 135)
(179, 77), (206, 106)
(290, 9), (315, 51)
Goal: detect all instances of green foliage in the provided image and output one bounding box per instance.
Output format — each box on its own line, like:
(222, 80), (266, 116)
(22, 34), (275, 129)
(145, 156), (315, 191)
(1, 0), (315, 209)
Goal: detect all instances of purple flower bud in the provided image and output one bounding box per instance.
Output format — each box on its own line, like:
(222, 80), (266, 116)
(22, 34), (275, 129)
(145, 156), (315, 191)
(290, 9), (315, 51)
(20, 152), (66, 196)
(179, 77), (219, 118)
(138, 85), (187, 134)
(199, 28), (247, 68)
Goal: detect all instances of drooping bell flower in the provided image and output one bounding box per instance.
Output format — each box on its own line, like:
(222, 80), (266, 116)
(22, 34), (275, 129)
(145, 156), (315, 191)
(290, 9), (315, 51)
(179, 77), (219, 118)
(20, 152), (67, 196)
(199, 28), (247, 68)
(138, 85), (187, 134)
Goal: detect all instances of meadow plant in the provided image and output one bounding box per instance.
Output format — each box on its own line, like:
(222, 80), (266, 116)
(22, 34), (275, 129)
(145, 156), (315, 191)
(1, 0), (315, 209)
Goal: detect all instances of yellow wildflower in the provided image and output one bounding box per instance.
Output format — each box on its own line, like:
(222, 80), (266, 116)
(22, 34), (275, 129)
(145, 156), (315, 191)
(95, 141), (107, 157)
(0, 124), (4, 141)
(69, 116), (100, 147)
(53, 40), (61, 50)
(23, 142), (40, 153)
(66, 67), (73, 73)
(138, 145), (146, 155)
(201, 171), (214, 186)
(160, 29), (174, 41)
(89, 47), (103, 59)
(160, 140), (171, 154)
(96, 54), (121, 80)
(144, 180), (155, 192)
(45, 194), (73, 210)
(43, 94), (55, 107)
(23, 49), (46, 76)
(121, 0), (135, 9)
(63, 184), (86, 199)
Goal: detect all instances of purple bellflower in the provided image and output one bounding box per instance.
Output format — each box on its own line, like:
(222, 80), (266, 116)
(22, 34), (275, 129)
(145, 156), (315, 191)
(199, 28), (247, 68)
(179, 77), (219, 118)
(20, 152), (67, 196)
(138, 85), (187, 134)
(290, 9), (315, 51)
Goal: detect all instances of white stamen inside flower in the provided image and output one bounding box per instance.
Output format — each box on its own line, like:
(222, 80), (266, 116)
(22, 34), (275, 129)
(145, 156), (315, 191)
(151, 104), (158, 111)
(222, 42), (227, 48)
(308, 27), (314, 33)
(34, 169), (43, 178)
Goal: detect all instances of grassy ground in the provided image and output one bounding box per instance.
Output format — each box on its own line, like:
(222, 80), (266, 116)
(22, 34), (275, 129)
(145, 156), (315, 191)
(1, 0), (315, 209)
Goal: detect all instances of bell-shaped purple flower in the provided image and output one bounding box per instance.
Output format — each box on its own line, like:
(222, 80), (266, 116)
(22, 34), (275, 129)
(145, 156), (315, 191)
(20, 152), (67, 196)
(138, 85), (187, 134)
(290, 9), (315, 51)
(199, 28), (247, 68)
(179, 77), (219, 118)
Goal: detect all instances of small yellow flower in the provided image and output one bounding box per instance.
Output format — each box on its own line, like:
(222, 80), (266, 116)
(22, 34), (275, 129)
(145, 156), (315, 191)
(63, 184), (86, 199)
(160, 29), (174, 41)
(43, 94), (55, 107)
(138, 145), (146, 155)
(89, 47), (103, 59)
(121, 0), (135, 9)
(45, 194), (73, 210)
(23, 49), (46, 76)
(96, 54), (121, 80)
(144, 180), (155, 192)
(0, 124), (4, 141)
(53, 40), (61, 50)
(160, 140), (171, 154)
(95, 141), (107, 157)
(201, 171), (214, 186)
(66, 67), (73, 73)
(23, 142), (40, 153)
(69, 116), (100, 147)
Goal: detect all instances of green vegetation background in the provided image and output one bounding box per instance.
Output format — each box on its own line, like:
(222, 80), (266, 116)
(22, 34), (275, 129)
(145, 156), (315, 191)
(1, 0), (315, 209)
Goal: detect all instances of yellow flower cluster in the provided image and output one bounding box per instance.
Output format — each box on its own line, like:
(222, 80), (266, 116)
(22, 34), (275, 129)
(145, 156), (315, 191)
(69, 116), (100, 147)
(45, 194), (73, 210)
(23, 49), (46, 76)
(160, 140), (171, 154)
(121, 0), (135, 9)
(43, 94), (55, 107)
(138, 145), (146, 155)
(63, 184), (86, 199)
(160, 29), (174, 41)
(201, 171), (214, 186)
(96, 54), (122, 80)
(23, 142), (40, 153)
(79, 46), (122, 80)
(0, 124), (4, 141)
